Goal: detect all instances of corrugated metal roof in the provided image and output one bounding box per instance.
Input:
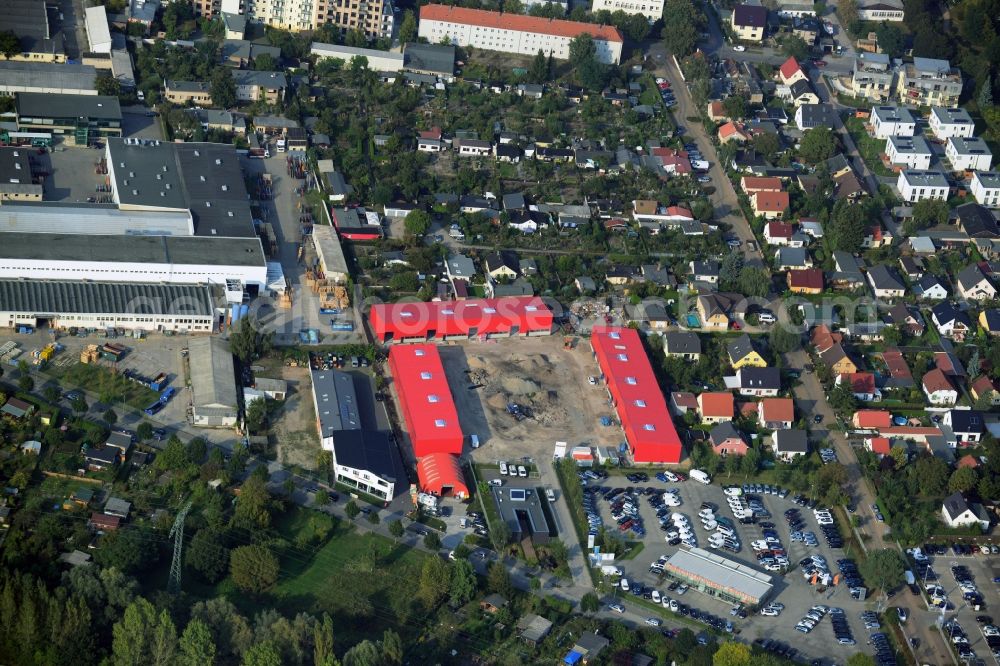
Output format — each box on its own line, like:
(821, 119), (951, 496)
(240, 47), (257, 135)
(0, 203), (192, 236)
(0, 280), (214, 316)
(666, 547), (773, 601)
(188, 336), (238, 414)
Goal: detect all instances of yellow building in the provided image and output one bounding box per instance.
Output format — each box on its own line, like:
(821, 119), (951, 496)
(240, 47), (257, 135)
(164, 80), (213, 107)
(727, 334), (767, 369)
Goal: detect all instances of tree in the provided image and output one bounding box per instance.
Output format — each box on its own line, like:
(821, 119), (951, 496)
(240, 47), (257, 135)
(0, 31), (21, 59)
(568, 34), (608, 90)
(388, 519), (404, 540)
(151, 609), (178, 666)
(230, 544), (280, 594)
(314, 489), (330, 506)
(738, 266), (771, 297)
(836, 0), (858, 28)
(487, 561), (514, 598)
(529, 49), (549, 83)
(753, 132), (781, 161)
(722, 95), (747, 121)
(345, 500), (361, 520)
(103, 408), (118, 425)
(382, 628), (403, 665)
(72, 395), (88, 413)
(179, 618), (216, 666)
(210, 67), (237, 109)
(229, 317), (272, 364)
(366, 510), (380, 525)
(242, 641), (282, 666)
(780, 35), (810, 61)
(713, 642), (752, 666)
(253, 53), (277, 71)
(449, 559), (477, 605)
(418, 556), (451, 608)
(404, 210), (431, 237)
(314, 614), (336, 666)
(799, 127), (837, 164)
(769, 324), (801, 353)
(906, 199), (949, 234)
(889, 445), (908, 469)
(859, 548), (905, 590)
(246, 398), (267, 433)
(489, 519), (511, 551)
(136, 422), (153, 441)
(42, 385), (61, 403)
(343, 640), (380, 666)
(719, 251), (744, 290)
(914, 454), (951, 496)
(828, 381), (858, 414)
(112, 598), (157, 666)
(580, 591), (600, 612)
(949, 466), (979, 493)
(661, 0), (703, 57)
(875, 22), (904, 57)
(882, 325), (902, 346)
(399, 10), (417, 43)
(188, 437), (207, 463)
(187, 529), (229, 583)
(827, 199), (869, 253)
(423, 530), (441, 550)
(95, 527), (159, 574)
(18, 373), (33, 392)
(231, 475), (273, 530)
(96, 73), (122, 97)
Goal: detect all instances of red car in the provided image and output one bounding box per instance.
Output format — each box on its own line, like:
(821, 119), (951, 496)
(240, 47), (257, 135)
(813, 60), (827, 67)
(730, 321), (742, 330)
(658, 82), (671, 90)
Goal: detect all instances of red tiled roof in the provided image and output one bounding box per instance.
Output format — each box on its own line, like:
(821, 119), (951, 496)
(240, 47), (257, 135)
(868, 437), (891, 455)
(881, 349), (912, 379)
(788, 268), (824, 290)
(972, 375), (997, 397)
(759, 397), (794, 423)
(881, 426), (942, 438)
(420, 4), (624, 42)
(699, 392), (734, 418)
(854, 409), (892, 429)
(742, 176), (783, 192)
(753, 191), (790, 212)
(719, 122), (746, 139)
(840, 372), (875, 394)
(922, 368), (955, 394)
(779, 56), (802, 80)
(810, 324), (842, 352)
(665, 205), (694, 219)
(766, 221), (793, 238)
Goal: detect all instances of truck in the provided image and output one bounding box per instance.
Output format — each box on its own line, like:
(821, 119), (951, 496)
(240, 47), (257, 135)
(690, 469), (711, 484)
(692, 160), (710, 171)
(601, 565), (623, 577)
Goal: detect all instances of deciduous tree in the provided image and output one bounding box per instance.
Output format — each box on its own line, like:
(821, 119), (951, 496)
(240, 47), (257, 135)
(449, 559), (477, 605)
(799, 127), (837, 164)
(230, 545), (279, 594)
(179, 618), (216, 666)
(186, 529), (229, 583)
(417, 556), (450, 608)
(949, 466), (979, 493)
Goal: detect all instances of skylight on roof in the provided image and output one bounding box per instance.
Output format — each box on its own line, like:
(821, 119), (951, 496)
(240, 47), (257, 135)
(414, 348), (425, 355)
(635, 400), (646, 407)
(643, 424), (656, 431)
(420, 371), (432, 379)
(484, 307), (496, 314)
(428, 394), (439, 403)
(609, 331), (621, 339)
(525, 305), (537, 311)
(434, 419), (447, 427)
(442, 308), (454, 315)
(626, 376), (637, 385)
(617, 354), (628, 362)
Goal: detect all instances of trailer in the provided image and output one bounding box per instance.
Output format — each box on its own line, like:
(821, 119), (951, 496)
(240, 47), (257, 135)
(330, 321), (354, 331)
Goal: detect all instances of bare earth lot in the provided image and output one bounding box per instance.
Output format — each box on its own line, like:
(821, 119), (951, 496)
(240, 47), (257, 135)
(266, 363), (321, 470)
(436, 337), (621, 463)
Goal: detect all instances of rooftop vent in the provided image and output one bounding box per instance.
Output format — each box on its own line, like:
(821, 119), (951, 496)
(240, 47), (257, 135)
(221, 185), (228, 191)
(200, 176), (206, 182)
(132, 189), (138, 195)
(215, 159), (222, 165)
(193, 150), (200, 157)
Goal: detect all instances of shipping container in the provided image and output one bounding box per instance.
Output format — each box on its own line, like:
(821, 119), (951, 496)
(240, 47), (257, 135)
(330, 322), (354, 331)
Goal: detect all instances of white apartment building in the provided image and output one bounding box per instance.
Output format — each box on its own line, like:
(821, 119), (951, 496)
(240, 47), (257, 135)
(972, 172), (1000, 208)
(591, 0), (663, 22)
(196, 0), (394, 38)
(946, 137), (993, 173)
(929, 106), (976, 140)
(886, 135), (932, 170)
(418, 4), (624, 65)
(897, 170), (950, 203)
(858, 0), (904, 21)
(852, 53), (895, 102)
(869, 105), (915, 140)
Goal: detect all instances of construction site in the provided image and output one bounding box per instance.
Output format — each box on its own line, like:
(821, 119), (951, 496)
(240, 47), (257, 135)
(439, 336), (624, 464)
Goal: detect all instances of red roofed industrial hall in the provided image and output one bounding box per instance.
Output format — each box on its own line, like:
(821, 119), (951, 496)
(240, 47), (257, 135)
(388, 344), (463, 458)
(370, 296), (554, 343)
(416, 453), (469, 499)
(591, 326), (682, 464)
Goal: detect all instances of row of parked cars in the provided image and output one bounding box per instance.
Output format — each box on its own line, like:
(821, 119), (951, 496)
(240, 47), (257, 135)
(869, 632), (897, 666)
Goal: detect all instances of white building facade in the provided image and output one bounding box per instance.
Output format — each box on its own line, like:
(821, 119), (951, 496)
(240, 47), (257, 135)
(897, 170), (949, 203)
(972, 172), (1000, 208)
(929, 106), (976, 140)
(946, 137), (993, 172)
(886, 135), (932, 170)
(870, 105), (915, 140)
(591, 0), (663, 22)
(418, 4), (623, 65)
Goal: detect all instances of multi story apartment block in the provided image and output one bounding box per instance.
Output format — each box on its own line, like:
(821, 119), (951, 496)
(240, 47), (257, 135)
(189, 0), (393, 39)
(971, 172), (1000, 208)
(929, 106), (976, 140)
(591, 0), (663, 22)
(896, 57), (962, 107)
(418, 4), (623, 64)
(897, 170), (950, 203)
(946, 137), (993, 173)
(852, 53), (895, 102)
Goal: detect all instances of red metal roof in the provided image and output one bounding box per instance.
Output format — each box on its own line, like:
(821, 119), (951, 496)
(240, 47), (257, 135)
(370, 296), (553, 342)
(420, 4), (623, 42)
(591, 326), (681, 464)
(753, 191), (790, 212)
(779, 56), (802, 80)
(787, 268), (824, 290)
(868, 437), (891, 455)
(388, 345), (463, 458)
(416, 453), (469, 498)
(854, 409), (892, 429)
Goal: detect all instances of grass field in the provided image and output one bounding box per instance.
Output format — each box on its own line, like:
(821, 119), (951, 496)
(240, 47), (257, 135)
(47, 362), (159, 409)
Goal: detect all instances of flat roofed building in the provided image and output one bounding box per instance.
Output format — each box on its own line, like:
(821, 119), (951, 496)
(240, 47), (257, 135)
(388, 344), (463, 458)
(0, 232), (266, 288)
(85, 5), (112, 54)
(870, 105), (916, 139)
(311, 369), (361, 451)
(886, 135), (932, 170)
(972, 172), (1000, 208)
(0, 280), (215, 332)
(897, 170), (949, 202)
(591, 326), (682, 464)
(188, 336), (238, 427)
(0, 147), (40, 201)
(664, 547), (774, 606)
(897, 58), (962, 107)
(491, 485), (556, 543)
(0, 61), (97, 96)
(0, 0), (66, 63)
(591, 0), (664, 22)
(929, 106), (976, 140)
(15, 93), (121, 144)
(311, 42), (405, 72)
(852, 53), (894, 102)
(946, 136), (993, 173)
(311, 225), (349, 284)
(0, 203), (193, 234)
(418, 4), (623, 64)
(402, 43), (456, 79)
(371, 296), (553, 342)
(106, 139), (255, 239)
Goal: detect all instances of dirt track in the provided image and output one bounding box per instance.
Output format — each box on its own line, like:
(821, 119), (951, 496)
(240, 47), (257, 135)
(439, 337), (623, 463)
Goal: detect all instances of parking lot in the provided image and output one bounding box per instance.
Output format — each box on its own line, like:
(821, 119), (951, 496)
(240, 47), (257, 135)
(909, 543), (1000, 664)
(583, 472), (875, 664)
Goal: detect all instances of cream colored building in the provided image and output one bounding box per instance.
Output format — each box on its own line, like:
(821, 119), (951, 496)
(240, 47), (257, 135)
(591, 0), (663, 22)
(164, 80), (213, 106)
(191, 0), (394, 39)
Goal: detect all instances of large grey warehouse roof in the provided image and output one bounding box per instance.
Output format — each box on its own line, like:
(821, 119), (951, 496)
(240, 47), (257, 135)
(0, 61), (97, 93)
(403, 43), (455, 76)
(312, 369), (361, 436)
(0, 280), (214, 316)
(0, 203), (193, 236)
(16, 93), (120, 120)
(188, 336), (238, 413)
(0, 233), (264, 267)
(0, 0), (63, 57)
(666, 547), (773, 601)
(107, 139), (255, 238)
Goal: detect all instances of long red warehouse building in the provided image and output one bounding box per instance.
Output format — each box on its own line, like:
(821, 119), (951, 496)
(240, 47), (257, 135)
(591, 326), (682, 464)
(388, 344), (464, 458)
(370, 296), (554, 343)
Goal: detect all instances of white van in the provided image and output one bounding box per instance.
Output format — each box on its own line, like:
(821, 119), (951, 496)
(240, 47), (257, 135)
(620, 578), (630, 592)
(470, 434), (480, 448)
(690, 469), (711, 484)
(499, 461), (508, 475)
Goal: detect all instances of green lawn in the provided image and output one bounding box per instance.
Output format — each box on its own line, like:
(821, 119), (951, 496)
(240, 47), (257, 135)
(844, 117), (895, 177)
(45, 362), (159, 409)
